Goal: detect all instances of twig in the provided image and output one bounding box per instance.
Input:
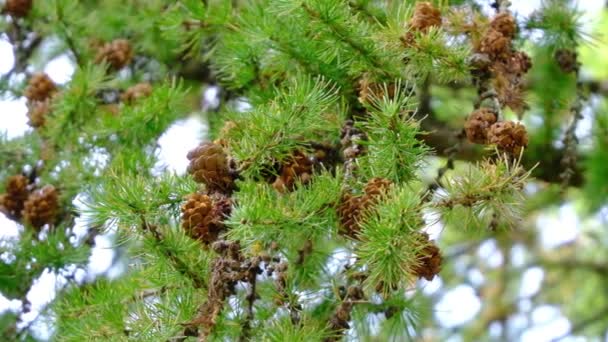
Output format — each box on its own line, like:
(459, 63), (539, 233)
(55, 1), (84, 67)
(239, 266), (258, 342)
(140, 215), (206, 289)
(560, 78), (585, 189)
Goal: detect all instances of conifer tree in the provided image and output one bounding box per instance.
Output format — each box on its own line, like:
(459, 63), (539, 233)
(1, 0), (607, 341)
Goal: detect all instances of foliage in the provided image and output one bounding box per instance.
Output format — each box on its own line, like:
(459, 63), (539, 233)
(0, 0), (607, 341)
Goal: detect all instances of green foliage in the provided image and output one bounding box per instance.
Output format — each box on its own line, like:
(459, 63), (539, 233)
(403, 28), (471, 84)
(525, 0), (586, 50)
(436, 154), (532, 231)
(357, 83), (429, 183)
(1, 0), (607, 341)
(83, 170), (196, 229)
(0, 229), (90, 299)
(351, 291), (427, 341)
(225, 76), (343, 178)
(271, 0), (401, 79)
(583, 111), (608, 212)
(227, 170), (342, 251)
(355, 185), (423, 294)
(261, 315), (328, 341)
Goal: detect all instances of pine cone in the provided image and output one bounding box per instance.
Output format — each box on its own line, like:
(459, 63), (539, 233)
(337, 178), (392, 239)
(479, 29), (510, 60)
(464, 108), (497, 144)
(272, 150), (313, 193)
(410, 2), (442, 32)
(363, 177), (392, 199)
(24, 73), (56, 102)
(22, 185), (59, 230)
(95, 39), (133, 70)
(2, 0), (32, 17)
(121, 82), (152, 103)
(507, 51), (532, 75)
(490, 13), (517, 39)
(554, 49), (579, 74)
(401, 2), (441, 46)
(411, 232), (442, 281)
(487, 121), (528, 155)
(337, 193), (362, 238)
(181, 193), (231, 245)
(186, 142), (234, 193)
(26, 100), (51, 128)
(0, 175), (30, 220)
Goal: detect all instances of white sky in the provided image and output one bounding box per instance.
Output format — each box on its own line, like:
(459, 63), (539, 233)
(0, 1), (607, 340)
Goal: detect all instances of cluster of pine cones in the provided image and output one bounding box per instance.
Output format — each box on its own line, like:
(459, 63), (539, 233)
(181, 142), (235, 245)
(464, 108), (528, 155)
(24, 73), (56, 128)
(475, 11), (533, 114)
(0, 175), (59, 231)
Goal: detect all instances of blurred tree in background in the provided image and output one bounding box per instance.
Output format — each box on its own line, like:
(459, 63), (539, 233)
(0, 0), (607, 341)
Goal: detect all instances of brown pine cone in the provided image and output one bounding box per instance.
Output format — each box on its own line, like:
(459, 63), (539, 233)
(479, 29), (510, 60)
(181, 193), (232, 245)
(121, 82), (152, 103)
(26, 100), (51, 128)
(22, 185), (59, 230)
(24, 73), (56, 102)
(0, 175), (30, 220)
(95, 39), (133, 70)
(363, 177), (392, 199)
(410, 2), (442, 32)
(2, 0), (32, 17)
(272, 150), (313, 193)
(411, 232), (442, 281)
(464, 108), (498, 144)
(507, 51), (533, 75)
(490, 13), (517, 39)
(337, 178), (392, 239)
(337, 193), (362, 238)
(186, 142), (234, 193)
(401, 2), (441, 46)
(487, 121), (529, 155)
(554, 49), (579, 74)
